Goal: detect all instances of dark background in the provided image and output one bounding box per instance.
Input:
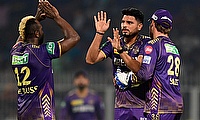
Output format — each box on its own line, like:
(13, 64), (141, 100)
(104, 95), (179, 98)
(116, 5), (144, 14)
(0, 0), (200, 119)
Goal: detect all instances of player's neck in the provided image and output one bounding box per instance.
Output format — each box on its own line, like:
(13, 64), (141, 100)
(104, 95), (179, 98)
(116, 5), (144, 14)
(26, 38), (39, 45)
(124, 34), (138, 47)
(76, 88), (89, 98)
(153, 32), (169, 39)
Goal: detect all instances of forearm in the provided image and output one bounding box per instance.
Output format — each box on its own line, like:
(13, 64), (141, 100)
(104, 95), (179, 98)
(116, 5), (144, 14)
(120, 52), (141, 73)
(54, 15), (80, 54)
(54, 16), (78, 39)
(86, 33), (104, 64)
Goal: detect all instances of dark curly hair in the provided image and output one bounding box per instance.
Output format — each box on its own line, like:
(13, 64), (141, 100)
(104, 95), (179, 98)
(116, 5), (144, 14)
(121, 7), (144, 24)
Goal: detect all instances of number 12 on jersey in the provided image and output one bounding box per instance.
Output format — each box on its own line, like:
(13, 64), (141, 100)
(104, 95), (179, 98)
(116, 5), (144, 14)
(14, 66), (31, 86)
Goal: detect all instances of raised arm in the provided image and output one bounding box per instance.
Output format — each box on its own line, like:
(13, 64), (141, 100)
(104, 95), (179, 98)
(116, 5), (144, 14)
(86, 11), (111, 64)
(40, 1), (80, 55)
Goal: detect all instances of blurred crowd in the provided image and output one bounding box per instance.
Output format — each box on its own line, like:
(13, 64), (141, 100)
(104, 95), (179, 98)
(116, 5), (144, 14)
(0, 0), (200, 77)
(0, 0), (199, 119)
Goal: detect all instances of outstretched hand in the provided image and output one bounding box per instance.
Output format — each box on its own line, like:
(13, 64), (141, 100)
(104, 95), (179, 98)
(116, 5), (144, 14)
(39, 0), (60, 19)
(108, 28), (122, 50)
(94, 11), (111, 34)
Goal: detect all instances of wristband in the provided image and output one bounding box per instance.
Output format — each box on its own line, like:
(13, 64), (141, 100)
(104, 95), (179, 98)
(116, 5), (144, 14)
(117, 48), (124, 54)
(96, 31), (104, 35)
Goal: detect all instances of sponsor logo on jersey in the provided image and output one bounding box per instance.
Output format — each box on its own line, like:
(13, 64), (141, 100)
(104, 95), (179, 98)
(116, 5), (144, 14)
(145, 46), (153, 54)
(72, 104), (95, 113)
(46, 42), (55, 55)
(143, 56), (151, 64)
(71, 99), (84, 106)
(133, 46), (139, 54)
(12, 53), (29, 65)
(114, 49), (119, 54)
(114, 57), (126, 66)
(164, 43), (179, 55)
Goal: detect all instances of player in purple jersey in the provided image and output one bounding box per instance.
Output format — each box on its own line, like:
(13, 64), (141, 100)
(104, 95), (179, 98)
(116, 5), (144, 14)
(128, 9), (183, 120)
(86, 8), (150, 120)
(59, 70), (104, 120)
(10, 1), (80, 120)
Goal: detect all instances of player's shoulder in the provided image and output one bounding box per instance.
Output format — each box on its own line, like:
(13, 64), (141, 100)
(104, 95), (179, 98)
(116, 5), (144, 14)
(89, 89), (97, 94)
(11, 42), (23, 49)
(67, 89), (76, 97)
(140, 35), (151, 40)
(147, 37), (162, 45)
(89, 89), (101, 98)
(100, 40), (111, 49)
(139, 35), (151, 43)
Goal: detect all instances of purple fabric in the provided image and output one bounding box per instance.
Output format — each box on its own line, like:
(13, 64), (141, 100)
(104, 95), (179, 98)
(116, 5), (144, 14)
(137, 36), (183, 114)
(11, 41), (61, 119)
(59, 90), (104, 120)
(101, 35), (151, 109)
(146, 113), (182, 120)
(114, 108), (147, 120)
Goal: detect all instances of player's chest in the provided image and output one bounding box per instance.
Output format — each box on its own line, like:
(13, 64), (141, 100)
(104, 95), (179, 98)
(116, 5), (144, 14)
(70, 98), (95, 112)
(112, 45), (140, 67)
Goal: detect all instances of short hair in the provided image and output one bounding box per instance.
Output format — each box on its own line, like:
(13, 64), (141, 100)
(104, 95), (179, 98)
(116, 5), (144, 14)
(18, 16), (39, 41)
(155, 22), (171, 35)
(74, 70), (88, 79)
(121, 7), (144, 24)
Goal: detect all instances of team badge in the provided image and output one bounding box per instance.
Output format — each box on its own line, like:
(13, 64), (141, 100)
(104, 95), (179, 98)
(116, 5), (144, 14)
(133, 46), (139, 54)
(145, 46), (153, 54)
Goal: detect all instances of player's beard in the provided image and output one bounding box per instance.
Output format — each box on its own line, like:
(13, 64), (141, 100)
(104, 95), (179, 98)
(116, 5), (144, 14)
(38, 33), (44, 45)
(77, 84), (88, 91)
(149, 23), (153, 38)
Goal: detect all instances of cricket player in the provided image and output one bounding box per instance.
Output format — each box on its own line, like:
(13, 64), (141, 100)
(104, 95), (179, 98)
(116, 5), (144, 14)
(59, 70), (104, 120)
(133, 9), (183, 119)
(86, 8), (150, 120)
(10, 1), (80, 119)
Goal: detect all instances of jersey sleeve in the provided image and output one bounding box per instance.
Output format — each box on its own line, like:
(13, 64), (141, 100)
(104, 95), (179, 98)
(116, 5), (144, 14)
(45, 41), (61, 59)
(100, 41), (113, 58)
(139, 38), (151, 55)
(136, 42), (158, 81)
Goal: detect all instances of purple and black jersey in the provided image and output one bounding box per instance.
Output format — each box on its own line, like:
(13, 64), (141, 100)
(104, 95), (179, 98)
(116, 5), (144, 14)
(59, 89), (104, 120)
(137, 36), (183, 114)
(11, 41), (61, 120)
(100, 35), (151, 109)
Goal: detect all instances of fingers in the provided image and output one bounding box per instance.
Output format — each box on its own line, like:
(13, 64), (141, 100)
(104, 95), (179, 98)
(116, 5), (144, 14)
(96, 11), (109, 21)
(97, 12), (101, 21)
(104, 12), (107, 22)
(107, 19), (111, 24)
(39, 0), (48, 2)
(94, 16), (97, 23)
(107, 37), (113, 43)
(113, 28), (120, 40)
(39, 0), (52, 9)
(40, 2), (51, 12)
(101, 11), (104, 21)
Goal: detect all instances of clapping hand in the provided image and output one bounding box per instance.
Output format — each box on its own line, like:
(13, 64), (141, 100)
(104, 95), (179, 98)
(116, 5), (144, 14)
(39, 0), (60, 19)
(108, 28), (122, 51)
